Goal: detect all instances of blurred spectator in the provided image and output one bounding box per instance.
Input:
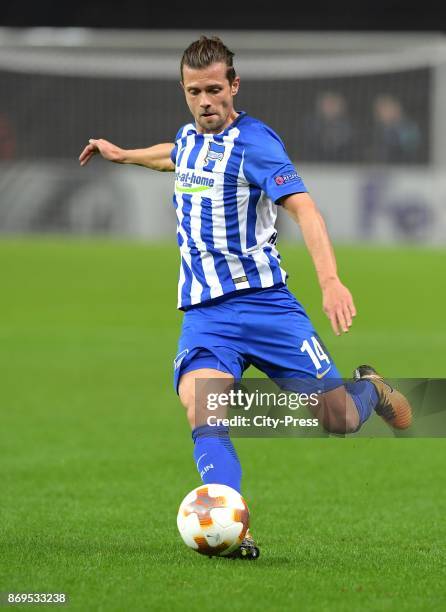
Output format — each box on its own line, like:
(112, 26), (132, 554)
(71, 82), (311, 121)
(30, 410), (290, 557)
(0, 112), (16, 159)
(303, 91), (355, 162)
(368, 94), (421, 163)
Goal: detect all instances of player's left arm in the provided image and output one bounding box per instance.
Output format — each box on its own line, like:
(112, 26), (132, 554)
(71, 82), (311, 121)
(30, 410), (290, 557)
(282, 192), (356, 336)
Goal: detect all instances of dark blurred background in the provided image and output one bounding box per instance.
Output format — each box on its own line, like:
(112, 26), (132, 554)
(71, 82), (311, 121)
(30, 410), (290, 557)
(1, 1), (445, 241)
(2, 0), (445, 31)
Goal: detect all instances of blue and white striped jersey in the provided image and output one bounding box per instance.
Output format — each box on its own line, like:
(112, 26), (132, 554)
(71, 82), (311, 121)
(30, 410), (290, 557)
(171, 112), (307, 309)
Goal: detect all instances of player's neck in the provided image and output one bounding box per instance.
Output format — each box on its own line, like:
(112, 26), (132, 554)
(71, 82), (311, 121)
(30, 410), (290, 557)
(196, 109), (239, 135)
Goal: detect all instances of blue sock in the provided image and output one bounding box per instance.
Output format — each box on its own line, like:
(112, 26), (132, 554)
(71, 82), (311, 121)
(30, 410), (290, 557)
(345, 380), (379, 427)
(192, 425), (242, 493)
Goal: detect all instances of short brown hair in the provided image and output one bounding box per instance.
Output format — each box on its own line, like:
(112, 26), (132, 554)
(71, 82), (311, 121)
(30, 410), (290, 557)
(180, 36), (236, 84)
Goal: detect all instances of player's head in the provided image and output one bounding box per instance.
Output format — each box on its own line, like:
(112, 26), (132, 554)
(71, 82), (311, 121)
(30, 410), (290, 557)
(180, 36), (240, 134)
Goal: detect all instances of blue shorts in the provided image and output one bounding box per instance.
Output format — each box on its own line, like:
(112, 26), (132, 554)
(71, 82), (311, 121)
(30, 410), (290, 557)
(173, 284), (342, 393)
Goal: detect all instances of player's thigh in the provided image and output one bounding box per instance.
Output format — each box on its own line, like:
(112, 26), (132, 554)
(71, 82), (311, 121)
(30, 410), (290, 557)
(259, 332), (359, 433)
(244, 296), (360, 431)
(178, 368), (234, 428)
(253, 321), (342, 388)
(174, 301), (246, 397)
(242, 287), (340, 382)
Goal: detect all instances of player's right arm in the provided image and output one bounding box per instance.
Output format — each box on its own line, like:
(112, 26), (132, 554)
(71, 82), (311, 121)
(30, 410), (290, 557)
(79, 139), (175, 172)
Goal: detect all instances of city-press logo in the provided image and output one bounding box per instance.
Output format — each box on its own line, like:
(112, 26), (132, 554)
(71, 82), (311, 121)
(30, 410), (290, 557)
(205, 141), (225, 163)
(175, 170), (215, 193)
(274, 171), (300, 185)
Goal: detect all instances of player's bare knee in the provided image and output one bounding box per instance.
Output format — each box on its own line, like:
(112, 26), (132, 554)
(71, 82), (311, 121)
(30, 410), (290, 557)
(321, 413), (358, 434)
(317, 389), (359, 434)
(344, 411), (360, 433)
(178, 378), (194, 412)
(178, 388), (198, 428)
(178, 369), (234, 429)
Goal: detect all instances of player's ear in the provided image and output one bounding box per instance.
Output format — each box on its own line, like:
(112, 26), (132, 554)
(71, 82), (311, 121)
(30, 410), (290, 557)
(179, 80), (185, 92)
(231, 76), (240, 96)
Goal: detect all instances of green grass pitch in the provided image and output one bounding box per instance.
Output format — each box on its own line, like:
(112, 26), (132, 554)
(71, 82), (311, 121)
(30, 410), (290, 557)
(1, 239), (445, 611)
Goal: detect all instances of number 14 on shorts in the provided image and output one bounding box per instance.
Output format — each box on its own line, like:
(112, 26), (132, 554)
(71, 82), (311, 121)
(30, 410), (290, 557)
(301, 336), (331, 378)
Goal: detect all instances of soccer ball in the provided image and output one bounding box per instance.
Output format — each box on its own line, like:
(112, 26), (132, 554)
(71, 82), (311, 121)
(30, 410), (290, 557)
(177, 484), (249, 556)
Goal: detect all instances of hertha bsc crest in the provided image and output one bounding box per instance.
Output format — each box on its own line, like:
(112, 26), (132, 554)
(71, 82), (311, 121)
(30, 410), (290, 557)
(205, 141), (225, 163)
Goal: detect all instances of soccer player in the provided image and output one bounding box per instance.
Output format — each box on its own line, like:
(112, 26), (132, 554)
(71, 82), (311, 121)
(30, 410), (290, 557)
(79, 36), (412, 559)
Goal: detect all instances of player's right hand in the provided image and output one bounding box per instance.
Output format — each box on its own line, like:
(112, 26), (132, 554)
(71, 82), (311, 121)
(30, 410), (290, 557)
(79, 138), (124, 166)
(322, 278), (356, 336)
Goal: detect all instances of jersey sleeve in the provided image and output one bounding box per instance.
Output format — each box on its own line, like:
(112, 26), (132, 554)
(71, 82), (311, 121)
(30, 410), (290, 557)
(170, 144), (178, 165)
(243, 124), (307, 204)
(170, 126), (185, 165)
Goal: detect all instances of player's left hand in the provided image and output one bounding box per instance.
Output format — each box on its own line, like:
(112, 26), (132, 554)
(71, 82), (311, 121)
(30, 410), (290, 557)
(321, 278), (356, 336)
